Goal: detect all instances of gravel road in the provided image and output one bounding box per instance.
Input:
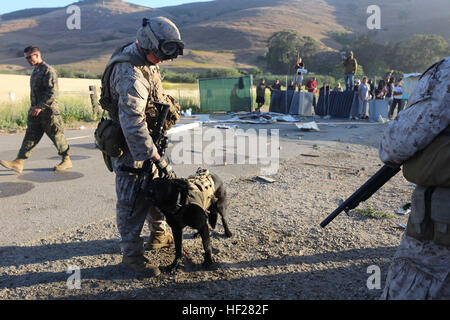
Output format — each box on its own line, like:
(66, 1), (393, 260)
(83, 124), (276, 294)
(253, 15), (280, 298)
(0, 121), (412, 300)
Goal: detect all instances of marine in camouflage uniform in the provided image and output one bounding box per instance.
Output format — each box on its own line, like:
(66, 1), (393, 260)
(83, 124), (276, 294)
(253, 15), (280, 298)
(0, 46), (71, 173)
(104, 17), (183, 275)
(109, 42), (170, 257)
(379, 56), (450, 299)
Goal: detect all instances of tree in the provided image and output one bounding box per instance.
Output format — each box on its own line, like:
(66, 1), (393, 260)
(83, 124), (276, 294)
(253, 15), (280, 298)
(350, 33), (390, 75)
(265, 30), (321, 73)
(397, 34), (449, 73)
(351, 33), (449, 75)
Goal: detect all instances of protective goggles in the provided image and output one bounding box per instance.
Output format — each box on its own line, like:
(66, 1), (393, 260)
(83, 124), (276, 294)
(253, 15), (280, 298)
(142, 18), (184, 60)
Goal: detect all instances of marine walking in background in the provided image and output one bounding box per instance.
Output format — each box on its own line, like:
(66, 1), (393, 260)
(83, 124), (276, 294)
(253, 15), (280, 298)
(0, 46), (72, 173)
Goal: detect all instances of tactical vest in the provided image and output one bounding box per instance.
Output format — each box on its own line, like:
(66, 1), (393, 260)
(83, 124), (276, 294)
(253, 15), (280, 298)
(406, 186), (450, 247)
(402, 58), (450, 246)
(99, 42), (180, 129)
(404, 126), (450, 247)
(95, 43), (181, 169)
(183, 168), (217, 212)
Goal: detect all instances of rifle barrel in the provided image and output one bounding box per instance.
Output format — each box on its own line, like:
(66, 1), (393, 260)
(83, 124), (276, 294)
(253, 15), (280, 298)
(320, 165), (401, 228)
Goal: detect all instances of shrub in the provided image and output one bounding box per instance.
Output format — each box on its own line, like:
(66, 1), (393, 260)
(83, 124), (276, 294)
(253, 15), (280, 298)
(177, 96), (200, 114)
(162, 70), (199, 83)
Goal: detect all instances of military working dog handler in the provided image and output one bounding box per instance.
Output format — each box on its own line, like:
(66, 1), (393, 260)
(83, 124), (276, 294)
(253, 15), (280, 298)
(97, 17), (184, 276)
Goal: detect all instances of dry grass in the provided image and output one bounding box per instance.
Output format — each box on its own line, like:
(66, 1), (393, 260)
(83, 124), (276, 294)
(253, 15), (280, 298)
(0, 75), (101, 129)
(0, 74), (100, 103)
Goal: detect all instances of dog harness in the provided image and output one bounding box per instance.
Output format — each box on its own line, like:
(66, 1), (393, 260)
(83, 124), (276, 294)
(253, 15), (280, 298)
(176, 168), (217, 213)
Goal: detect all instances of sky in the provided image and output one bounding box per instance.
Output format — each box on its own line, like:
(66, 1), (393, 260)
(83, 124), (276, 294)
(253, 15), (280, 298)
(0, 0), (214, 15)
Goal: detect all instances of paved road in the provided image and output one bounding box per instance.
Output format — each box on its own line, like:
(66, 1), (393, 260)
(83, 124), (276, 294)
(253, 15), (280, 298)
(0, 118), (383, 246)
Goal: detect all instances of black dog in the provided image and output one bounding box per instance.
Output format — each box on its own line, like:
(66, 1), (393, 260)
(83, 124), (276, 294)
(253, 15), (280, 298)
(146, 172), (232, 271)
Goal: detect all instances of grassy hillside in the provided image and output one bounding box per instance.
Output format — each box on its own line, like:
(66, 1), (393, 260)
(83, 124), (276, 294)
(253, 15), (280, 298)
(0, 0), (448, 75)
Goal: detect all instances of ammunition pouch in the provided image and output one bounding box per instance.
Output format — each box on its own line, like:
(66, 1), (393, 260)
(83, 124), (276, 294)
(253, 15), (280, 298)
(98, 96), (118, 121)
(94, 117), (126, 159)
(102, 151), (114, 173)
(406, 186), (450, 247)
(146, 94), (180, 133)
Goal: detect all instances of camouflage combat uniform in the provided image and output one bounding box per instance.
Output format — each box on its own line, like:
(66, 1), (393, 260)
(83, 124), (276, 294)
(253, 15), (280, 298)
(108, 43), (168, 257)
(379, 57), (450, 300)
(18, 62), (69, 159)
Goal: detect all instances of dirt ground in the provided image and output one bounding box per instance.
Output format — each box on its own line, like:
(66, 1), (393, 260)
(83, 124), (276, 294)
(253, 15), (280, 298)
(0, 119), (413, 300)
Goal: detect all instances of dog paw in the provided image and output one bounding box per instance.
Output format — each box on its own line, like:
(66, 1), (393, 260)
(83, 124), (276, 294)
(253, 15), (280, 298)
(202, 259), (217, 270)
(163, 258), (184, 273)
(225, 231), (233, 238)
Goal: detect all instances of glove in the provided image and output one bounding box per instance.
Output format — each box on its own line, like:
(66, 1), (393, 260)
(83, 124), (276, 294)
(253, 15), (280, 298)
(154, 158), (176, 179)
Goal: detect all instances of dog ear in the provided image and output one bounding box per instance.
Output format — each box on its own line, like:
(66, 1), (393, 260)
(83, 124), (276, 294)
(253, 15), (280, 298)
(208, 210), (218, 229)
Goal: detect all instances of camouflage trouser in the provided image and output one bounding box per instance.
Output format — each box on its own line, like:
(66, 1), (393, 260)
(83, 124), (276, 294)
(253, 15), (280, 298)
(380, 234), (450, 300)
(18, 108), (69, 159)
(115, 164), (168, 257)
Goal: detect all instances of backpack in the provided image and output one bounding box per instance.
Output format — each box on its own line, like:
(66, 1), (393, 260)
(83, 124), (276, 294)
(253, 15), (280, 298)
(99, 43), (149, 121)
(403, 127), (450, 187)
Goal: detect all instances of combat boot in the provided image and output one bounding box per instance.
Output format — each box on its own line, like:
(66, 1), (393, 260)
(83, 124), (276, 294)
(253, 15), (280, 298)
(54, 155), (72, 171)
(0, 158), (25, 174)
(145, 231), (175, 250)
(121, 255), (160, 277)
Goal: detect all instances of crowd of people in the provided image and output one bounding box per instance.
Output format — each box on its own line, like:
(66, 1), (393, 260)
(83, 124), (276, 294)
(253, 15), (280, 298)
(256, 52), (407, 120)
(318, 74), (404, 120)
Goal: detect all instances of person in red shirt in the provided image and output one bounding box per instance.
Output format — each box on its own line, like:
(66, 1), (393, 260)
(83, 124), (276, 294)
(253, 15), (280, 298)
(305, 77), (317, 94)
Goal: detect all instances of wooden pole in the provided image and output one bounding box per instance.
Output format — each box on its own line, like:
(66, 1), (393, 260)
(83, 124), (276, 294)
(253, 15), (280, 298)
(89, 85), (100, 115)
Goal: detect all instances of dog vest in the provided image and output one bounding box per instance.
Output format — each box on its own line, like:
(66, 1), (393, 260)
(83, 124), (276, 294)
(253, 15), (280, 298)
(183, 168), (217, 212)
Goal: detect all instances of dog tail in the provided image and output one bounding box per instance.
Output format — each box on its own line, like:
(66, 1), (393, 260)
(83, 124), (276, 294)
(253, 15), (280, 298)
(208, 210), (218, 229)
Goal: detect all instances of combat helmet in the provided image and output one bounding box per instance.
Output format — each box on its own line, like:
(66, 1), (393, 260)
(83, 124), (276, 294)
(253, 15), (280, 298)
(136, 16), (184, 61)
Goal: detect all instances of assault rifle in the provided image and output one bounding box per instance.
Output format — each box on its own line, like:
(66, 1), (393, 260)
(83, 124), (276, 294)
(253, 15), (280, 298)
(119, 101), (172, 212)
(320, 165), (401, 228)
(150, 101), (171, 157)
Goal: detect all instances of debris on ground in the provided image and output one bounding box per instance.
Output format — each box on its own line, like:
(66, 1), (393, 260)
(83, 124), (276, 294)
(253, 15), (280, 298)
(296, 121), (320, 132)
(214, 125), (238, 130)
(377, 115), (387, 124)
(395, 223), (407, 229)
(395, 203), (411, 215)
(255, 176), (276, 183)
(182, 108), (193, 117)
(300, 154), (320, 157)
(206, 112), (303, 125)
(395, 208), (411, 216)
(167, 122), (201, 135)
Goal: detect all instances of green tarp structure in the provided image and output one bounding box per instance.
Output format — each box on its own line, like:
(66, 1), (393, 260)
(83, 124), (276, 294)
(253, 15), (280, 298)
(198, 76), (253, 113)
